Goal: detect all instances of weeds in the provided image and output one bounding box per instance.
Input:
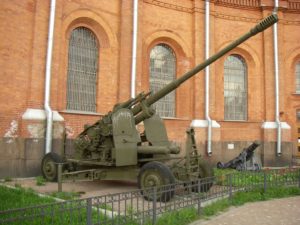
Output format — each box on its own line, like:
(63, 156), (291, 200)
(214, 168), (299, 187)
(50, 191), (82, 200)
(14, 183), (22, 188)
(153, 207), (199, 225)
(0, 186), (54, 211)
(4, 177), (12, 182)
(36, 176), (46, 186)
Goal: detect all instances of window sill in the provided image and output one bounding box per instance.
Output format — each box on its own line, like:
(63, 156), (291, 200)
(161, 116), (177, 120)
(60, 110), (190, 121)
(161, 117), (190, 121)
(220, 120), (262, 123)
(60, 110), (103, 116)
(223, 120), (247, 122)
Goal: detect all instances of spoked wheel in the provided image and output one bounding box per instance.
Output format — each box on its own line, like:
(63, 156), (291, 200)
(41, 152), (65, 182)
(192, 159), (214, 193)
(138, 161), (175, 202)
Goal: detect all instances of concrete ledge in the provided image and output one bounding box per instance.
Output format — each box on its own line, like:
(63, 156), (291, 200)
(190, 120), (220, 128)
(22, 108), (64, 122)
(0, 138), (66, 178)
(261, 121), (291, 129)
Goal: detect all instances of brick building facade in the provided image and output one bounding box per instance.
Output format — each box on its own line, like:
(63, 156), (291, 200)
(0, 0), (300, 177)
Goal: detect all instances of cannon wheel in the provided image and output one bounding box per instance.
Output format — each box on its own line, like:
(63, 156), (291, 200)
(192, 159), (214, 193)
(138, 161), (175, 202)
(41, 152), (64, 182)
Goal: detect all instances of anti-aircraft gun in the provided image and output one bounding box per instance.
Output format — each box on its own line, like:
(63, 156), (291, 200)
(216, 141), (260, 171)
(41, 15), (278, 201)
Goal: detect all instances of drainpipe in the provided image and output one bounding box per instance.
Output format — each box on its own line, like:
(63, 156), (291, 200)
(205, 0), (212, 156)
(273, 0), (281, 156)
(131, 0), (138, 98)
(44, 0), (56, 154)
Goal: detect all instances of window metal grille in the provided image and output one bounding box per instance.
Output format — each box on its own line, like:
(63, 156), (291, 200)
(296, 62), (300, 93)
(224, 55), (247, 121)
(66, 27), (99, 112)
(297, 110), (300, 121)
(149, 44), (176, 117)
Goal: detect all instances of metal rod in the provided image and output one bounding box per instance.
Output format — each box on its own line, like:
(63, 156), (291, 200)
(152, 187), (157, 225)
(86, 198), (92, 225)
(57, 163), (62, 192)
(264, 172), (267, 192)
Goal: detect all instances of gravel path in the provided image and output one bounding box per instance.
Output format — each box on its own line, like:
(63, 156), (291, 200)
(190, 196), (300, 225)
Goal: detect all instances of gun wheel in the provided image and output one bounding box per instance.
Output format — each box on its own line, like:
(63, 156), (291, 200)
(41, 152), (64, 182)
(138, 161), (175, 202)
(192, 159), (214, 193)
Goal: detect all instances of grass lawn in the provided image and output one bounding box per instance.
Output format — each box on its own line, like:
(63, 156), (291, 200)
(0, 185), (136, 225)
(0, 185), (55, 211)
(1, 172), (300, 225)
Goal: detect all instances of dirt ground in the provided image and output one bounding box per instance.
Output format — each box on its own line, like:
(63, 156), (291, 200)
(190, 196), (300, 225)
(4, 178), (139, 198)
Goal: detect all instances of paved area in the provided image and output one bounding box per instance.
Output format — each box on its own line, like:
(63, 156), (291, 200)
(4, 178), (138, 198)
(190, 196), (300, 225)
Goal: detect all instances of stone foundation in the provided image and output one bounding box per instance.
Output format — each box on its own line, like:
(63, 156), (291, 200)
(0, 117), (296, 178)
(0, 138), (67, 178)
(0, 137), (295, 178)
(193, 121), (294, 168)
(194, 141), (294, 168)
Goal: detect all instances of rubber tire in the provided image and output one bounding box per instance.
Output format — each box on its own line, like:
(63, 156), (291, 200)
(192, 159), (214, 193)
(138, 161), (175, 202)
(41, 152), (64, 182)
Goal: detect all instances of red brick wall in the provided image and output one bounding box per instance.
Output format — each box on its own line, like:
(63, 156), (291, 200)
(0, 0), (300, 156)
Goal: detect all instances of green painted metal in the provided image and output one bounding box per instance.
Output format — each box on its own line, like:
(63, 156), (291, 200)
(62, 166), (139, 182)
(144, 115), (169, 147)
(112, 109), (139, 166)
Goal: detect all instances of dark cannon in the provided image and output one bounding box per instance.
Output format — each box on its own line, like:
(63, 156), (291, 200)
(217, 141), (260, 171)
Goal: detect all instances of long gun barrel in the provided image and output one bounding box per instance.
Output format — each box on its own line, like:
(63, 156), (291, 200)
(217, 141), (260, 170)
(244, 141), (260, 161)
(132, 14), (278, 124)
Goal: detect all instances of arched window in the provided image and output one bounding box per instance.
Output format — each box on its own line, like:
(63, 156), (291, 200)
(224, 55), (247, 121)
(66, 27), (99, 112)
(149, 44), (176, 117)
(296, 62), (300, 93)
